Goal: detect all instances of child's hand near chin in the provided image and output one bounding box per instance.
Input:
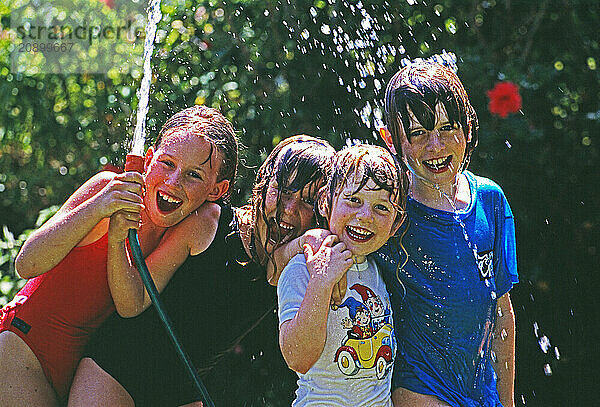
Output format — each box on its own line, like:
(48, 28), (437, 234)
(303, 234), (353, 290)
(301, 228), (332, 252)
(300, 229), (348, 305)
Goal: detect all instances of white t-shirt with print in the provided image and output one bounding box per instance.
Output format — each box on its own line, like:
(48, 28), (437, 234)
(278, 254), (395, 407)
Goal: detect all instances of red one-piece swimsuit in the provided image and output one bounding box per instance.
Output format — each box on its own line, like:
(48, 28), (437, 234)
(0, 233), (115, 399)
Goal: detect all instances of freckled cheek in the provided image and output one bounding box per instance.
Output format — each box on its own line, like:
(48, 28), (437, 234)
(187, 183), (212, 204)
(405, 144), (423, 161)
(145, 168), (167, 187)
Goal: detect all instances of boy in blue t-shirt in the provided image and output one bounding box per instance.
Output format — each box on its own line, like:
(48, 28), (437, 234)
(377, 60), (518, 407)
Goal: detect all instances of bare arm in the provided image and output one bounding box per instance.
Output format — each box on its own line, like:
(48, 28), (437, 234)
(267, 228), (332, 285)
(278, 236), (352, 374)
(14, 171), (144, 279)
(268, 228), (347, 305)
(108, 203), (221, 317)
(493, 293), (516, 407)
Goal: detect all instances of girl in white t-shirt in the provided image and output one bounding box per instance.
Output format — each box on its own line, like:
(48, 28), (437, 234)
(278, 144), (408, 406)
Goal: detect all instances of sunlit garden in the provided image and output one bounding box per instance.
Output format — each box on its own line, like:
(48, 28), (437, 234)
(1, 0), (598, 405)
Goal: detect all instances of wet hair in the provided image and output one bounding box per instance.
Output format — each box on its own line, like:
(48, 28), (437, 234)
(155, 105), (238, 200)
(383, 62), (479, 170)
(319, 144), (408, 231)
(250, 134), (335, 265)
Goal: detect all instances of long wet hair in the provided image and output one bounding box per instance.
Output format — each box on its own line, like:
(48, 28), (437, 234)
(208, 136), (333, 371)
(318, 144), (408, 232)
(383, 62), (479, 171)
(155, 105), (238, 201)
(249, 135), (335, 266)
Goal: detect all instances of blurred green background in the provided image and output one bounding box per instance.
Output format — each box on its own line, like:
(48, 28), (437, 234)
(1, 0), (598, 405)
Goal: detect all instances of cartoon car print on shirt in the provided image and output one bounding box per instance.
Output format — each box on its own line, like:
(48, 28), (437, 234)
(334, 323), (395, 379)
(335, 284), (395, 379)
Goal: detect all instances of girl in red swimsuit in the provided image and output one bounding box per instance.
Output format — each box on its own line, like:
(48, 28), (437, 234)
(66, 135), (339, 407)
(0, 105), (237, 406)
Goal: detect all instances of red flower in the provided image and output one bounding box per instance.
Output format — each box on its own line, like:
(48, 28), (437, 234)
(486, 81), (522, 118)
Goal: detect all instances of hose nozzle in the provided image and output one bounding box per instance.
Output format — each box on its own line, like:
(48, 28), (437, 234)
(125, 154), (145, 173)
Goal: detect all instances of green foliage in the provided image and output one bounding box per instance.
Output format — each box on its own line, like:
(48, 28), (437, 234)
(0, 225), (27, 306)
(0, 205), (57, 306)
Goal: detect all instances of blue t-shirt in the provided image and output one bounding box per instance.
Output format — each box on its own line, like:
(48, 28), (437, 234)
(375, 171), (518, 407)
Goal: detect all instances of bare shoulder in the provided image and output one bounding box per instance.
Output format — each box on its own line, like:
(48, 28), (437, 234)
(174, 203), (222, 255)
(497, 292), (513, 307)
(193, 201), (222, 220)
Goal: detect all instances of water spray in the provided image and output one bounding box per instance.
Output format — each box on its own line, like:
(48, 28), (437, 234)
(124, 1), (213, 405)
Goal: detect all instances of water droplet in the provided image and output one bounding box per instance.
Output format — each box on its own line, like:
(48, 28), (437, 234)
(543, 364), (553, 376)
(539, 335), (551, 353)
(490, 350), (497, 363)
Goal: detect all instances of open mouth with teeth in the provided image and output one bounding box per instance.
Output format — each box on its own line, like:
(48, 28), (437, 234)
(156, 190), (183, 214)
(345, 225), (374, 242)
(267, 218), (295, 246)
(422, 155), (453, 173)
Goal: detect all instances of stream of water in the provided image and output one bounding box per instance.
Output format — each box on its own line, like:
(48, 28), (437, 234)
(130, 0), (162, 156)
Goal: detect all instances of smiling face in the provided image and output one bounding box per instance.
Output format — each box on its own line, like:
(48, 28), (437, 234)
(366, 296), (384, 317)
(327, 176), (398, 263)
(143, 130), (229, 228)
(251, 135), (334, 263)
(258, 168), (318, 256)
(398, 103), (468, 193)
(355, 308), (371, 327)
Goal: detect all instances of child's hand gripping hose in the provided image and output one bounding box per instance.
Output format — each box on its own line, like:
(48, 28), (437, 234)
(125, 154), (215, 407)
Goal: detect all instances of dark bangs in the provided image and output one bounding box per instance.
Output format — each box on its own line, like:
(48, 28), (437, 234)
(395, 83), (463, 140)
(274, 143), (330, 197)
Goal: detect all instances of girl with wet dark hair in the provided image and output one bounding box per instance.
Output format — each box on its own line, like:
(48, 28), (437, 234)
(246, 134), (337, 282)
(383, 60), (479, 173)
(378, 61), (518, 407)
(67, 135), (336, 407)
